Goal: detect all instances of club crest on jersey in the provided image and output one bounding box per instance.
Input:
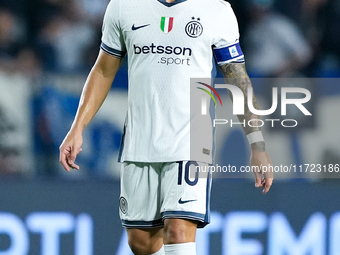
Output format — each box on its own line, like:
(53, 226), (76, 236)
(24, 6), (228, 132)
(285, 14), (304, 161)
(119, 196), (128, 214)
(160, 17), (174, 33)
(185, 17), (203, 38)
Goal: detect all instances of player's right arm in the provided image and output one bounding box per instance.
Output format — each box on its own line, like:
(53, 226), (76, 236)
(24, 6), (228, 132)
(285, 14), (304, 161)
(59, 50), (122, 172)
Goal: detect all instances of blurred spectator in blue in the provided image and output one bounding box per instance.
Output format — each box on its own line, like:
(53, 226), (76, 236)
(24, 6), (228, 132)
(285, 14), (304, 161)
(77, 0), (109, 24)
(259, 0), (339, 77)
(26, 0), (64, 40)
(243, 0), (312, 77)
(0, 8), (41, 79)
(35, 0), (97, 73)
(0, 9), (26, 69)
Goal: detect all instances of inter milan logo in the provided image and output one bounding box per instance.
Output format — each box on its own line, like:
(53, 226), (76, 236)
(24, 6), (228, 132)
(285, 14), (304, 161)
(160, 17), (174, 33)
(185, 17), (203, 38)
(119, 196), (128, 214)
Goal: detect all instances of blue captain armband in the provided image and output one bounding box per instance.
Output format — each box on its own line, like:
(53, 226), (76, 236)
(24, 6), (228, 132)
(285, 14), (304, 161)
(213, 42), (245, 65)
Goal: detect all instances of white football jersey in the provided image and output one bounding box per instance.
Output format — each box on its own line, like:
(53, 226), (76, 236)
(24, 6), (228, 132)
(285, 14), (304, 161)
(101, 0), (244, 163)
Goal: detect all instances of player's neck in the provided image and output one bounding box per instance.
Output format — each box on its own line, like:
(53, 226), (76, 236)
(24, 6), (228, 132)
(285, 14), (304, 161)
(165, 0), (177, 3)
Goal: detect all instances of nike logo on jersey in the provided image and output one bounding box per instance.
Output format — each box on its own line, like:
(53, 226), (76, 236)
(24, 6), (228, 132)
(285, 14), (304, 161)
(132, 24), (150, 31)
(178, 198), (197, 204)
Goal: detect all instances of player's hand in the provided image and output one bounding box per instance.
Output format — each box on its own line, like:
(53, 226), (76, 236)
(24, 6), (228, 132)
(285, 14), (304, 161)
(250, 149), (274, 194)
(59, 130), (83, 172)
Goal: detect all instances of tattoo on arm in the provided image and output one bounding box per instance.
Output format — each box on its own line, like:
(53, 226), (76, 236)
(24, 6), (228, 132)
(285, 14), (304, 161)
(220, 62), (265, 152)
(251, 141), (266, 152)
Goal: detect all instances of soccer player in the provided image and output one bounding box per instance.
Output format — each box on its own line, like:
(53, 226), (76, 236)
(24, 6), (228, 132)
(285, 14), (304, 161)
(59, 0), (274, 254)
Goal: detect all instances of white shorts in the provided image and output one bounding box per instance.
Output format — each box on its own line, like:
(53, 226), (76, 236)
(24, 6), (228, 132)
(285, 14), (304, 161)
(119, 161), (212, 228)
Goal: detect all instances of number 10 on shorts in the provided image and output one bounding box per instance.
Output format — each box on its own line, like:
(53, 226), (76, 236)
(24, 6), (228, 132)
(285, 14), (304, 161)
(177, 161), (201, 186)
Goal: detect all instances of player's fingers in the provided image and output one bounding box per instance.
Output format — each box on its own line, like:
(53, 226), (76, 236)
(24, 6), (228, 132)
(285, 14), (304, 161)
(59, 147), (71, 172)
(66, 146), (82, 170)
(262, 178), (274, 194)
(254, 171), (263, 188)
(66, 155), (80, 170)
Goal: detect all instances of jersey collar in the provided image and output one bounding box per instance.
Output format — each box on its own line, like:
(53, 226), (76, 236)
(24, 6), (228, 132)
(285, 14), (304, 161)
(157, 0), (188, 7)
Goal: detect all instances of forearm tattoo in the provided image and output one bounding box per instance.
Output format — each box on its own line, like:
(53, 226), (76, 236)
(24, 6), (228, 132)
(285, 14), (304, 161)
(220, 63), (265, 152)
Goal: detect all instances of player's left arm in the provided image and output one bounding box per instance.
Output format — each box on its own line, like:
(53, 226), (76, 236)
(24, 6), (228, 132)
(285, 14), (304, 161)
(220, 62), (274, 194)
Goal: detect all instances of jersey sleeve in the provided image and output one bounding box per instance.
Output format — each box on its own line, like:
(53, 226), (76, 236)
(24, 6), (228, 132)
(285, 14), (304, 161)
(212, 3), (244, 65)
(100, 0), (126, 58)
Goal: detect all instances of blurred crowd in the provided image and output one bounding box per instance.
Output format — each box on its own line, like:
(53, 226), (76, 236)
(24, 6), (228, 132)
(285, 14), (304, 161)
(0, 0), (108, 75)
(232, 0), (340, 77)
(0, 0), (339, 177)
(1, 0), (339, 77)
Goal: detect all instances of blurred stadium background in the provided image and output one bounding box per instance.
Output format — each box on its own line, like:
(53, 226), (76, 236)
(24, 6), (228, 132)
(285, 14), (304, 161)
(0, 0), (340, 254)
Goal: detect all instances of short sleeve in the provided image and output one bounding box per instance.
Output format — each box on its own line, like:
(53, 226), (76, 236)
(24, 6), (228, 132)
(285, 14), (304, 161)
(100, 0), (126, 58)
(212, 3), (244, 65)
